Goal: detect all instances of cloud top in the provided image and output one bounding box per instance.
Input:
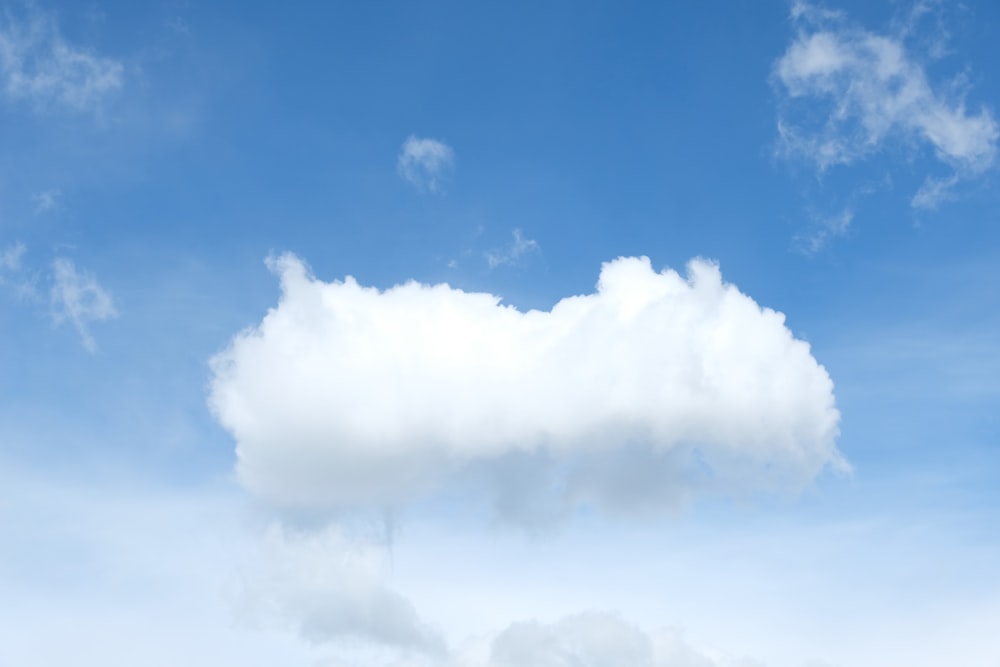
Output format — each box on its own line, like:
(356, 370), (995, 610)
(209, 254), (843, 514)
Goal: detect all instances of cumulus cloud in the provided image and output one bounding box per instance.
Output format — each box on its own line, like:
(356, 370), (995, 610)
(774, 1), (997, 207)
(485, 229), (540, 269)
(50, 257), (117, 352)
(398, 136), (455, 193)
(209, 253), (843, 518)
(0, 5), (123, 113)
(238, 523), (445, 655)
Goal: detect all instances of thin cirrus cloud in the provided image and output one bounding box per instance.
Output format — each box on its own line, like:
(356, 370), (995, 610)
(397, 135), (455, 193)
(0, 5), (123, 113)
(774, 1), (998, 210)
(209, 253), (844, 521)
(50, 257), (117, 352)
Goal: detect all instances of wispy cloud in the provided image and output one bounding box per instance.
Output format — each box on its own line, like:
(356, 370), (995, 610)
(31, 187), (60, 213)
(0, 5), (123, 113)
(50, 257), (117, 352)
(774, 1), (997, 209)
(910, 173), (958, 210)
(795, 207), (854, 255)
(0, 241), (25, 273)
(485, 228), (540, 269)
(0, 240), (37, 299)
(397, 135), (454, 194)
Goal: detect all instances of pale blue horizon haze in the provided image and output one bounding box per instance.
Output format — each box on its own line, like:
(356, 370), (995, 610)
(1, 1), (998, 666)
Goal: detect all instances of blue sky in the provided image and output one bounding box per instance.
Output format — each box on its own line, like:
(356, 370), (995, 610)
(1, 1), (999, 665)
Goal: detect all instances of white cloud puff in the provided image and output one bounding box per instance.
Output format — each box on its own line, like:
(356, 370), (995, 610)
(0, 6), (123, 112)
(774, 1), (997, 207)
(209, 254), (843, 515)
(398, 136), (455, 193)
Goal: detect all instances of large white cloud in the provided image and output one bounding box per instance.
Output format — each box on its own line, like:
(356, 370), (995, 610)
(209, 254), (843, 514)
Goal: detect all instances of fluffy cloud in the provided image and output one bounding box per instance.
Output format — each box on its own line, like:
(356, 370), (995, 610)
(398, 136), (455, 193)
(209, 254), (843, 517)
(50, 257), (117, 352)
(774, 1), (997, 208)
(0, 6), (123, 112)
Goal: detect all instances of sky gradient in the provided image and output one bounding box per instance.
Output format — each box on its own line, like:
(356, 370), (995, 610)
(1, 1), (999, 665)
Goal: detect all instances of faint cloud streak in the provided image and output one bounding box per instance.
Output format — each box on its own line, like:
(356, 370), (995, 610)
(50, 257), (117, 352)
(795, 207), (854, 255)
(485, 228), (540, 269)
(0, 240), (37, 299)
(0, 6), (123, 113)
(31, 188), (60, 213)
(0, 241), (25, 272)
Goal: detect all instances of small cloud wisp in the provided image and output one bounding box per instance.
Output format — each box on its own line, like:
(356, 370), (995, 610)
(50, 257), (117, 352)
(397, 136), (455, 194)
